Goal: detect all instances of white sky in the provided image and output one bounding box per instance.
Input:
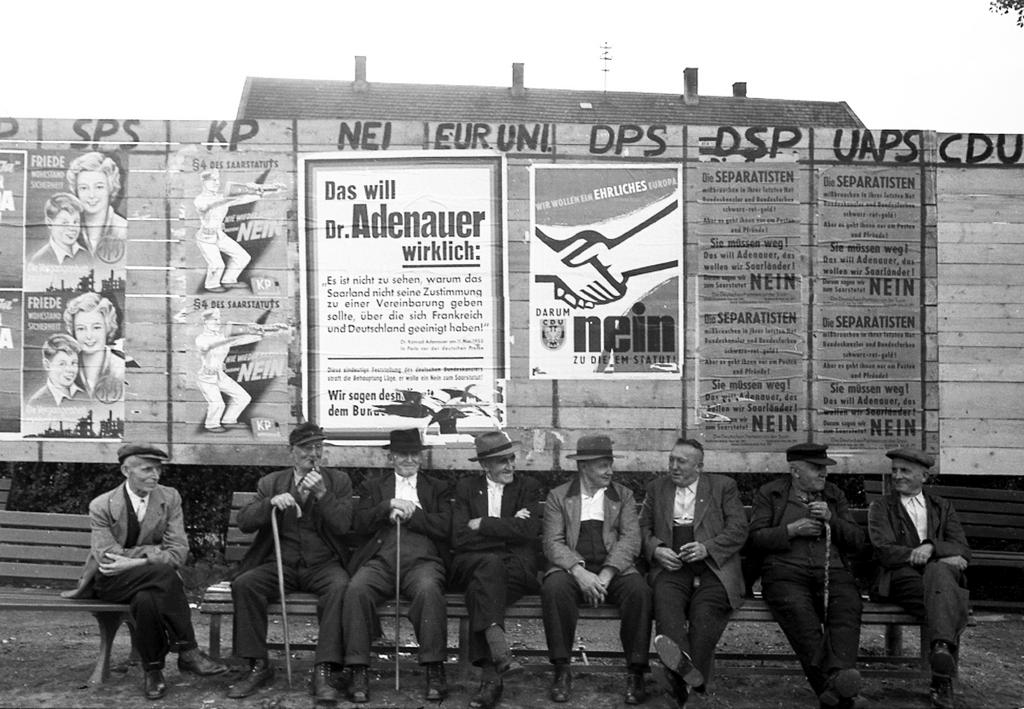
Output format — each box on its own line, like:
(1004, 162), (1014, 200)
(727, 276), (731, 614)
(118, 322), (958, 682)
(6, 0), (1022, 133)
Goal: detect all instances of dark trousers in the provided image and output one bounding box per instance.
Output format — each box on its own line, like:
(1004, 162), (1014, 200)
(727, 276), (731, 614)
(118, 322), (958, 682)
(450, 551), (539, 666)
(762, 565), (862, 695)
(232, 559), (349, 664)
(343, 556), (447, 666)
(653, 566), (732, 681)
(880, 562), (969, 649)
(93, 562), (196, 670)
(540, 569), (652, 668)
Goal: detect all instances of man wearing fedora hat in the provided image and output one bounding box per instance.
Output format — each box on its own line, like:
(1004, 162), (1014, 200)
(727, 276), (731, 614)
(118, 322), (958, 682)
(343, 428), (452, 703)
(62, 443), (227, 700)
(451, 431), (545, 709)
(227, 422), (354, 701)
(748, 442), (866, 709)
(541, 434), (652, 705)
(640, 438), (748, 707)
(868, 448), (970, 709)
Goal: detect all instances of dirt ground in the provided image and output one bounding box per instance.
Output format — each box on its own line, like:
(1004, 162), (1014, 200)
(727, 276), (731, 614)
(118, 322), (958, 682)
(1, 588), (1023, 709)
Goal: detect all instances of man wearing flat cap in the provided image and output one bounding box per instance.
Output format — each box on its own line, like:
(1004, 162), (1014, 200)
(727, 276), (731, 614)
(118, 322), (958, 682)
(228, 422), (353, 701)
(640, 438), (748, 707)
(748, 442), (866, 709)
(451, 431), (545, 709)
(868, 448), (970, 709)
(342, 428), (452, 704)
(541, 434), (652, 705)
(63, 443), (227, 700)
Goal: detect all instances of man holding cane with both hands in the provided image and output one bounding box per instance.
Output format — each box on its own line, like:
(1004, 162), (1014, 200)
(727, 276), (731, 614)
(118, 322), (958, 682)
(227, 422), (354, 701)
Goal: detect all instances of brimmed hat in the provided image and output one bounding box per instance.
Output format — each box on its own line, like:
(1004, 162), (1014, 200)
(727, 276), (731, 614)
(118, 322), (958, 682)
(468, 431), (520, 462)
(786, 442), (837, 466)
(117, 443), (169, 465)
(886, 448), (934, 468)
(289, 422), (326, 447)
(567, 434), (620, 461)
(383, 429), (429, 453)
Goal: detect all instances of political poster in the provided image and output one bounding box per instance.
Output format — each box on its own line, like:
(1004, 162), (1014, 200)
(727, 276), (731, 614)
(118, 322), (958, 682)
(529, 165), (683, 379)
(300, 152), (507, 442)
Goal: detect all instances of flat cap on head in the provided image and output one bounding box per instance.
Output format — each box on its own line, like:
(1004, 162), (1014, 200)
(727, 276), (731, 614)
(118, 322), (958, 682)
(785, 442), (837, 466)
(117, 443), (170, 465)
(289, 422), (326, 447)
(886, 447), (934, 468)
(468, 431), (520, 462)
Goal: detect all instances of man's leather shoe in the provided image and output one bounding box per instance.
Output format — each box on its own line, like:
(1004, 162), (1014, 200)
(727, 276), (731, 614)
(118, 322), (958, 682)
(495, 657), (524, 676)
(425, 662), (448, 701)
(652, 662), (688, 706)
(654, 635), (704, 688)
(819, 668), (861, 707)
(549, 664), (572, 702)
(931, 677), (955, 709)
(469, 679), (503, 709)
(311, 662), (340, 702)
(177, 647), (228, 676)
(226, 658), (274, 699)
(144, 669), (167, 700)
(347, 665), (369, 703)
(624, 670), (647, 705)
(930, 641), (957, 677)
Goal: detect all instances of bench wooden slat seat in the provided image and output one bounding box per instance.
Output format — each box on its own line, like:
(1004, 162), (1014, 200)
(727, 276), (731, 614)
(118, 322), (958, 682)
(199, 490), (932, 675)
(864, 479), (1024, 570)
(0, 509), (132, 685)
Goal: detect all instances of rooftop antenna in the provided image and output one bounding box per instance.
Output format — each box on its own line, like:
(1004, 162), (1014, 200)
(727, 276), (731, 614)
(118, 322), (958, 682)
(600, 42), (612, 93)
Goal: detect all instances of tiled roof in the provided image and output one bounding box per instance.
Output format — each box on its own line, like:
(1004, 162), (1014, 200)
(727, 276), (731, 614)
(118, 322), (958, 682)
(238, 77), (865, 127)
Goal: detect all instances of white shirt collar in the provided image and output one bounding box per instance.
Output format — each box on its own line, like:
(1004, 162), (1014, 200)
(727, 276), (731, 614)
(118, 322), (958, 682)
(46, 379), (84, 405)
(50, 240), (85, 264)
(124, 482), (148, 519)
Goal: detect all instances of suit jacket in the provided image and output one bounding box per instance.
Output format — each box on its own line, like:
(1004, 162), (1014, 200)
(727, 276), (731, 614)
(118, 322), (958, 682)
(232, 467), (354, 579)
(62, 482), (188, 598)
(748, 477), (865, 570)
(867, 489), (971, 597)
(639, 474), (748, 609)
(452, 473), (544, 570)
(542, 478), (641, 577)
(348, 471), (452, 573)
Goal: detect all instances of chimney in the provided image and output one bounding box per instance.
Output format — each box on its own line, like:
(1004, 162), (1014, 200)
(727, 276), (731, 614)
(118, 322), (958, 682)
(511, 62), (525, 97)
(732, 81), (747, 98)
(683, 67), (699, 105)
(354, 55), (368, 93)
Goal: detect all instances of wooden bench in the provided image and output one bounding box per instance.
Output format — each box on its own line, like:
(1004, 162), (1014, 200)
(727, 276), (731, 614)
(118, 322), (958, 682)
(864, 479), (1024, 572)
(200, 491), (927, 675)
(0, 510), (133, 685)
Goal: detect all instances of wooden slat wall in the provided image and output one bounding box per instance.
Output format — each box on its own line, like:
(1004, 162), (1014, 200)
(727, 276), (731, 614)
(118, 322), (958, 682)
(0, 120), (1021, 476)
(936, 149), (1024, 474)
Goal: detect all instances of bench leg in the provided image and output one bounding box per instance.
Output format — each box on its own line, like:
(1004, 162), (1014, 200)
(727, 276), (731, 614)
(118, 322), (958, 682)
(89, 611), (126, 685)
(885, 624), (904, 657)
(209, 615), (222, 658)
(458, 618), (470, 679)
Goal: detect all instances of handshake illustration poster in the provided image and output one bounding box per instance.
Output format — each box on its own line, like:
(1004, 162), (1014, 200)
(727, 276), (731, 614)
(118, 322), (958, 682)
(530, 165), (683, 379)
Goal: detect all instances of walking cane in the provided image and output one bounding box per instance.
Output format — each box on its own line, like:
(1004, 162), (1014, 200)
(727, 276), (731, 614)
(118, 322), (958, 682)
(394, 514), (402, 691)
(269, 509), (293, 687)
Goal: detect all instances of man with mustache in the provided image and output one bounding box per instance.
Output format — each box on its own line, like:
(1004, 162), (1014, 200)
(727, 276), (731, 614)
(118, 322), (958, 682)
(748, 442), (866, 709)
(227, 422), (353, 702)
